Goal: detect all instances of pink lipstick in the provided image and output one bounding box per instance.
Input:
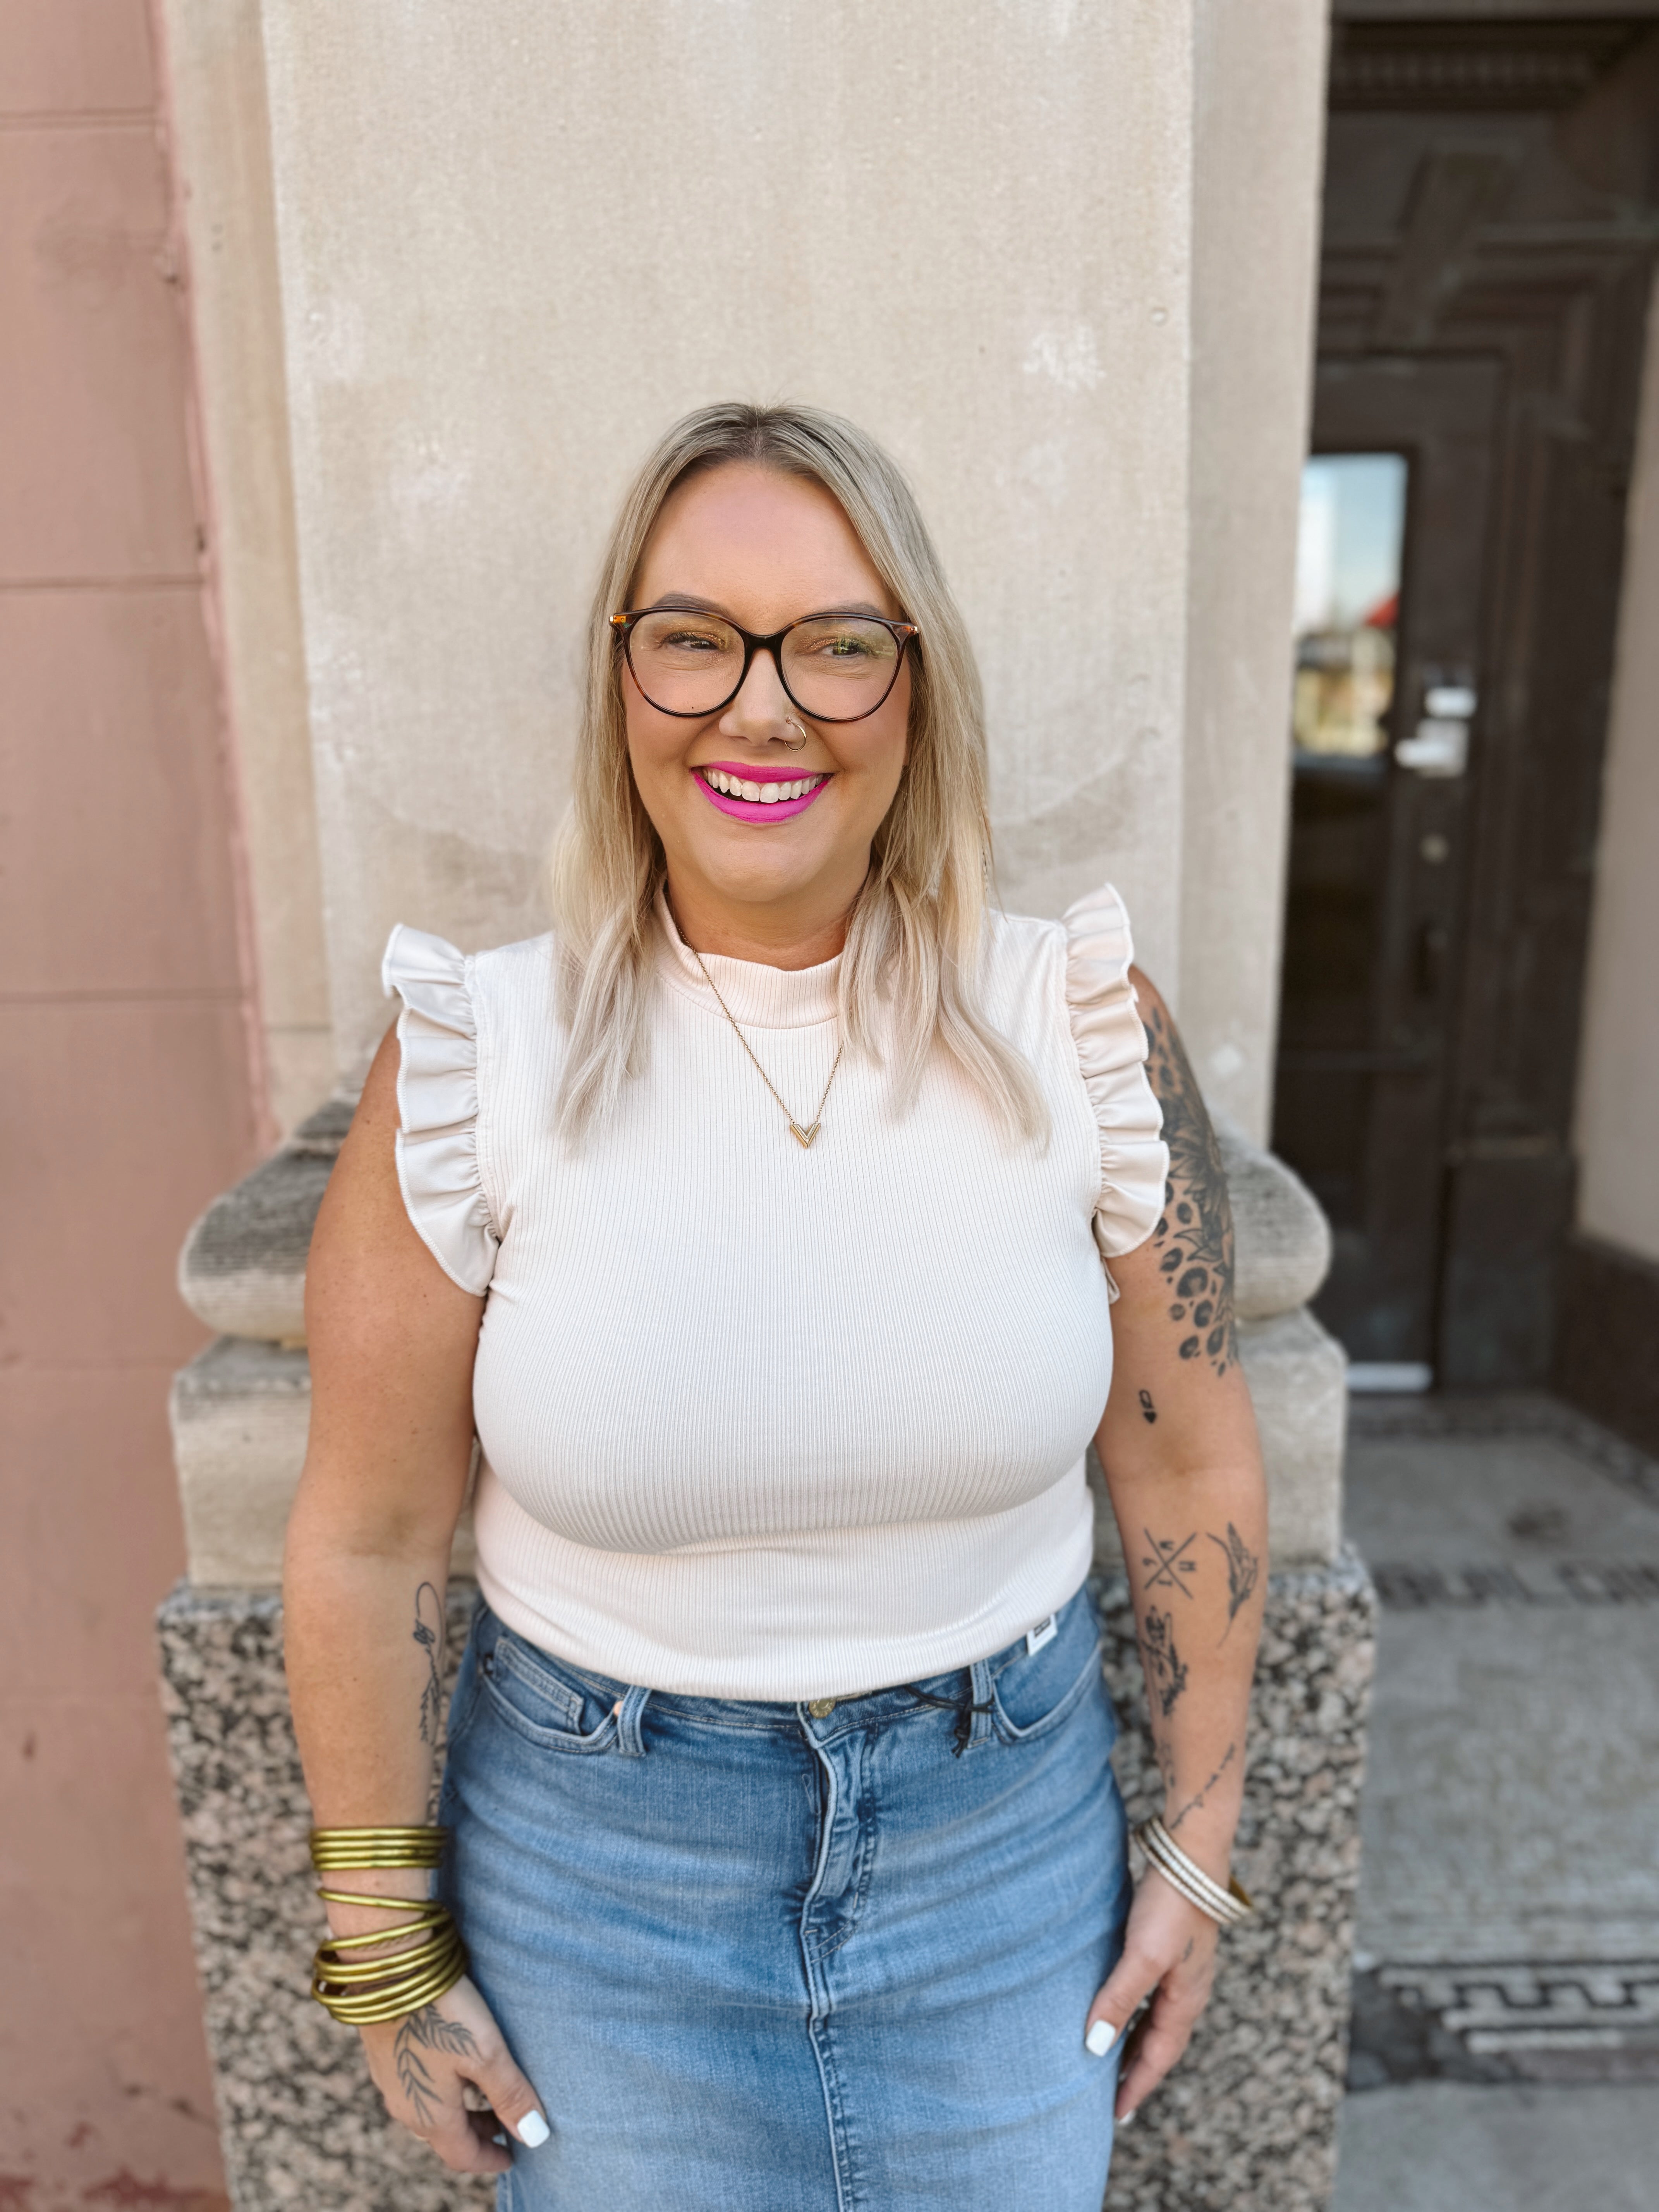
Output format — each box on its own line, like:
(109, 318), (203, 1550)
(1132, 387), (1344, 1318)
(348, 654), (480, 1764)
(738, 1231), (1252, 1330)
(694, 761), (831, 825)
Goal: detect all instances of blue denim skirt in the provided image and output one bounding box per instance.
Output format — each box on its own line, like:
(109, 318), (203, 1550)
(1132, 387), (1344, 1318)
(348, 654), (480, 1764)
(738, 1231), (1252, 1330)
(439, 1583), (1130, 2209)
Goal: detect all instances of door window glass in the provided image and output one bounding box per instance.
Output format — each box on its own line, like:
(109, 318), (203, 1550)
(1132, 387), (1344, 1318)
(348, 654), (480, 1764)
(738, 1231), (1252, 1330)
(1292, 454), (1407, 758)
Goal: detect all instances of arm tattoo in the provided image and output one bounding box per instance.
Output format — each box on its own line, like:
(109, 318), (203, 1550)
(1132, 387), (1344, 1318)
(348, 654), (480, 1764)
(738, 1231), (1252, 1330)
(1138, 1607), (1189, 1718)
(1138, 992), (1238, 1377)
(1138, 1389), (1158, 1424)
(412, 1582), (445, 1748)
(1140, 1528), (1199, 1598)
(1167, 1741), (1237, 1833)
(1208, 1523), (1261, 1640)
(394, 2002), (479, 2130)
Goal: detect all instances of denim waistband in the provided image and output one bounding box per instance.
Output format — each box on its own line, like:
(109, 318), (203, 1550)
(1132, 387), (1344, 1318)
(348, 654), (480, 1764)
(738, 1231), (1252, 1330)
(470, 1580), (1099, 1754)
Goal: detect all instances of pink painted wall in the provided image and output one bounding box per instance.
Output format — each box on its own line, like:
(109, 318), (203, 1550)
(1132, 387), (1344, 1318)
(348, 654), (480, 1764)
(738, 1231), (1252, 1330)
(0, 5), (265, 2205)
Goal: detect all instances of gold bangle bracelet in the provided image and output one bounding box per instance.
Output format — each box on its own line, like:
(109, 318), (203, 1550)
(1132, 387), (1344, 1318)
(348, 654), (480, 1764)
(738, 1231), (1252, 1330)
(309, 1826), (447, 1869)
(312, 1934), (465, 2006)
(310, 1897), (468, 2025)
(316, 1888), (440, 1914)
(310, 1841), (445, 1857)
(314, 1911), (449, 1958)
(313, 1937), (468, 2024)
(314, 1946), (469, 2017)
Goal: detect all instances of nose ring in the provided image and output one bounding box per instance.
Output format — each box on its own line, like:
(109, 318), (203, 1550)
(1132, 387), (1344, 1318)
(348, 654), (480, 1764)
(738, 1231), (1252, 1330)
(783, 718), (808, 751)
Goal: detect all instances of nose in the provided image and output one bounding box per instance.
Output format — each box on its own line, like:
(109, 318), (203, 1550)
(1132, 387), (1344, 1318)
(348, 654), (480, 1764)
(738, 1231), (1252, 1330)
(720, 646), (797, 748)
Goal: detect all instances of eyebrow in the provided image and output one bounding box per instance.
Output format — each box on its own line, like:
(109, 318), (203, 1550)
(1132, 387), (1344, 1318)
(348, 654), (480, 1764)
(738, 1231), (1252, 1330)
(641, 593), (895, 623)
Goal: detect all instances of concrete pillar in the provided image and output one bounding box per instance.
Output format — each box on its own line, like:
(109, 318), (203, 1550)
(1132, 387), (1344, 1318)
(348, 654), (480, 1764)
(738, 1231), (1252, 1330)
(256, 0), (1195, 1080)
(159, 0), (331, 1135)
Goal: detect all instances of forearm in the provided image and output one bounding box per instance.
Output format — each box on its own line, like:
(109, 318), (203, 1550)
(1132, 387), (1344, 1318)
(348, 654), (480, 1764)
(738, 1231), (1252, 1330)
(283, 1496), (461, 1944)
(1105, 1429), (1265, 1877)
(285, 1528), (451, 1828)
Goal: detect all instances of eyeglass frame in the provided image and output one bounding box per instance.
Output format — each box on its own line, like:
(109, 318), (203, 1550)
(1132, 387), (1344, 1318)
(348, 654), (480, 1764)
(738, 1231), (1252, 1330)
(609, 607), (920, 724)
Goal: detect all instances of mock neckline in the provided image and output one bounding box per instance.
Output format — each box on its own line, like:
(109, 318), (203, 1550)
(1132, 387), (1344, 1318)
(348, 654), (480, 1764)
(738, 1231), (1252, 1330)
(654, 891), (842, 1030)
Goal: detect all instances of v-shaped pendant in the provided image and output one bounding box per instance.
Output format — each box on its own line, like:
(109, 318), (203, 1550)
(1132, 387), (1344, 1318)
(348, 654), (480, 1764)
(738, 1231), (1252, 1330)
(788, 1121), (821, 1149)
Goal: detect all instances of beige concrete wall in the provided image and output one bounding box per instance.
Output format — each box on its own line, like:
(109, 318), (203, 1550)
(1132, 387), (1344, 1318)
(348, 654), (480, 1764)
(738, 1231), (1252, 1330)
(1182, 0), (1328, 1141)
(161, 1), (1328, 1118)
(0, 2), (261, 2201)
(257, 0), (1197, 1080)
(160, 0), (331, 1136)
(1575, 274), (1659, 1266)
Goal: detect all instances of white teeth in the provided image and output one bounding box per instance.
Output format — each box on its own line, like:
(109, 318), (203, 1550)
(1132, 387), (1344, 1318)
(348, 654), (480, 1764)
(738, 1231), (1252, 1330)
(702, 769), (826, 802)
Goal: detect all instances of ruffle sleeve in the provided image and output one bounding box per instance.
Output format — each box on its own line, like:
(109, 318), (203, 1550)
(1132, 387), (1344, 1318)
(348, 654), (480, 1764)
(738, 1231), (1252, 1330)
(1063, 885), (1170, 1263)
(381, 925), (500, 1296)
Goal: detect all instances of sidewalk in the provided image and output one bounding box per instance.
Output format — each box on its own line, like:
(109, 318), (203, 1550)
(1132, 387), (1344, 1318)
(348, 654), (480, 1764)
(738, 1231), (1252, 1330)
(1329, 1396), (1659, 2211)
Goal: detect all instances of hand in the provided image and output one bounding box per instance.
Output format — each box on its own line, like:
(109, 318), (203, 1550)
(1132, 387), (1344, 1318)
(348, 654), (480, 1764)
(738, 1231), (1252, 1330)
(1085, 1866), (1218, 2121)
(360, 1977), (546, 2174)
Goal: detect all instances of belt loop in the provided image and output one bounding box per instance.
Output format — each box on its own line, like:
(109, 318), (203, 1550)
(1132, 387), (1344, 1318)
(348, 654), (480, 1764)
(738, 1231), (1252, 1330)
(615, 1683), (652, 1757)
(968, 1658), (995, 1749)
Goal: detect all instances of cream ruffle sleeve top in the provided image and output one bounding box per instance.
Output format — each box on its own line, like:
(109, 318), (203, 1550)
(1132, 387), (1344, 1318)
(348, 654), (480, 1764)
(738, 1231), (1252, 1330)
(382, 886), (1168, 1701)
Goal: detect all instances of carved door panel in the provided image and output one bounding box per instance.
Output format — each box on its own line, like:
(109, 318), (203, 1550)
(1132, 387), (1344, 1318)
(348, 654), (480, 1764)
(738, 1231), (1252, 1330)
(1273, 25), (1659, 1384)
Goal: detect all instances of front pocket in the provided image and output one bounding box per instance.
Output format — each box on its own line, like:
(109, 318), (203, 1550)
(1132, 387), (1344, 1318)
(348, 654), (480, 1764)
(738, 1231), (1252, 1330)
(479, 1629), (621, 1753)
(990, 1595), (1108, 1746)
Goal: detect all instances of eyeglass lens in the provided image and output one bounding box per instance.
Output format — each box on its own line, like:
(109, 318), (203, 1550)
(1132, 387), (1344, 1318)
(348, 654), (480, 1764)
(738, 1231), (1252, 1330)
(627, 611), (902, 720)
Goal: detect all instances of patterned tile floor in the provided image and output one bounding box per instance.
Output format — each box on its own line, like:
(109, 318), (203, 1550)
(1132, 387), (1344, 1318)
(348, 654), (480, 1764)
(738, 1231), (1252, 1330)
(1330, 1397), (1659, 2211)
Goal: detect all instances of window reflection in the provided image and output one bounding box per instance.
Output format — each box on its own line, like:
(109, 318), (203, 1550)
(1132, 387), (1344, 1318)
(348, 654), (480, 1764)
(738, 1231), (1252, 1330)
(1292, 454), (1408, 759)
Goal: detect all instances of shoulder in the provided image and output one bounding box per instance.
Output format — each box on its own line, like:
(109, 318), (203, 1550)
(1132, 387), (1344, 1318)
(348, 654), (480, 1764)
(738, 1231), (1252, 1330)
(465, 930), (558, 1027)
(980, 884), (1140, 1011)
(382, 925), (556, 1030)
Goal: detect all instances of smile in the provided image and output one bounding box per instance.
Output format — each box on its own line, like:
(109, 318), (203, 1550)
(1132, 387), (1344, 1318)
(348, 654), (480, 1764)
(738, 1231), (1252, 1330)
(694, 763), (830, 824)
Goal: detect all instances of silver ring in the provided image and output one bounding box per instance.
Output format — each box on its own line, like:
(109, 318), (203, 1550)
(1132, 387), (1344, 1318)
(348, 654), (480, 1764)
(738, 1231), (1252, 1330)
(783, 718), (808, 751)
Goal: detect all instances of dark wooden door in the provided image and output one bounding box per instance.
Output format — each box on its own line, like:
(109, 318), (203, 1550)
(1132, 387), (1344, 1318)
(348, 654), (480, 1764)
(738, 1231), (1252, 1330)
(1272, 17), (1659, 1386)
(1275, 359), (1501, 1369)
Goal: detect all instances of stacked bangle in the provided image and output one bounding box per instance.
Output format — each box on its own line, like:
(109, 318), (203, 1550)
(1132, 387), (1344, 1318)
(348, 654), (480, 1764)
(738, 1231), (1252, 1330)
(310, 1824), (447, 1870)
(1132, 1816), (1255, 1928)
(308, 1826), (469, 2027)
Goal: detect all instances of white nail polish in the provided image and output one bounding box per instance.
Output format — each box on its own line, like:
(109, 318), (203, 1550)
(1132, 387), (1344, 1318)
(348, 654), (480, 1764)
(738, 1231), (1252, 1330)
(1085, 2020), (1116, 2057)
(1120, 2109), (1138, 2127)
(516, 2111), (550, 2148)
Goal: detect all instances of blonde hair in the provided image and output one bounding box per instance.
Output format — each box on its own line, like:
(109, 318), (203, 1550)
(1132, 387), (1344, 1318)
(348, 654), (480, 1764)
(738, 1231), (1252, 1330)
(549, 400), (1044, 1142)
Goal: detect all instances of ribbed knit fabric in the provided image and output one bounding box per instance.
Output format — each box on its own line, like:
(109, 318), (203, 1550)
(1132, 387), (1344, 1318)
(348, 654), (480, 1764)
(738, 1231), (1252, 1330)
(382, 886), (1167, 1700)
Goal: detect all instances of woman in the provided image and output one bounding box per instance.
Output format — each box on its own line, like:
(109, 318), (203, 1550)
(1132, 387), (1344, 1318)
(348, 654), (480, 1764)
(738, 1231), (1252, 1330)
(285, 402), (1267, 2209)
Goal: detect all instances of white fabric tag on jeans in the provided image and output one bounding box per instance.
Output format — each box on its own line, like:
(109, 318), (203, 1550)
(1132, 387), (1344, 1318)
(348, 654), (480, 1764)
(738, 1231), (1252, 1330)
(1026, 1615), (1057, 1656)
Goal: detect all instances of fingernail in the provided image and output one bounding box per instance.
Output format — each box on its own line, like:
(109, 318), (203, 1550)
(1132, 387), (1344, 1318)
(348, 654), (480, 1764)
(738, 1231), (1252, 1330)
(1120, 2108), (1138, 2127)
(1085, 2020), (1116, 2057)
(515, 2111), (550, 2148)
(492, 2131), (509, 2148)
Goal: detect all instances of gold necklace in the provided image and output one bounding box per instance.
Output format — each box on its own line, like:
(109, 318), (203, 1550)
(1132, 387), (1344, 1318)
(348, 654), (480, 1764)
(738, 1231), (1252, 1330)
(690, 948), (845, 1149)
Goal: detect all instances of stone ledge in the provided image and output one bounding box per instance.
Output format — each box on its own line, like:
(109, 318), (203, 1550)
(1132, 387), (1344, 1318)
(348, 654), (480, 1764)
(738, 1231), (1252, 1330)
(171, 1337), (476, 1587)
(177, 1099), (351, 1343)
(1089, 1305), (1346, 1573)
(176, 1100), (1331, 1346)
(158, 1556), (1374, 2212)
